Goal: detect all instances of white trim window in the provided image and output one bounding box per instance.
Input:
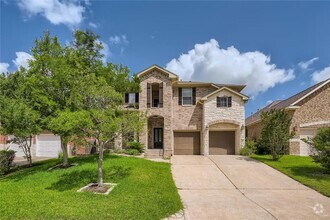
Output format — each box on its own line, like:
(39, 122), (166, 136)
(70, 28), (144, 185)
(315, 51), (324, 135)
(128, 93), (136, 104)
(182, 88), (193, 105)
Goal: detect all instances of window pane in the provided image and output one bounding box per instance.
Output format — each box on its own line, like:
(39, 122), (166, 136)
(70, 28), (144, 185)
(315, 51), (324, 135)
(220, 97), (227, 107)
(129, 93), (136, 104)
(182, 88), (192, 105)
(183, 97), (192, 105)
(182, 88), (192, 96)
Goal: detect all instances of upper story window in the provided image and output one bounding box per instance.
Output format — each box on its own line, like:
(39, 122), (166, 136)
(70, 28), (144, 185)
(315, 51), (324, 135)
(147, 83), (163, 108)
(217, 96), (232, 107)
(178, 87), (196, 106)
(125, 93), (139, 106)
(182, 88), (193, 105)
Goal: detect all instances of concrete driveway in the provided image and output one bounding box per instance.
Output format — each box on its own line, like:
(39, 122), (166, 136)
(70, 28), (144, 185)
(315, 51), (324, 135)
(171, 155), (330, 220)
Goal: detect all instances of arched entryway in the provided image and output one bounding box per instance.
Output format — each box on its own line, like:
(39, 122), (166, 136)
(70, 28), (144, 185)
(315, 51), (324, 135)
(147, 115), (164, 149)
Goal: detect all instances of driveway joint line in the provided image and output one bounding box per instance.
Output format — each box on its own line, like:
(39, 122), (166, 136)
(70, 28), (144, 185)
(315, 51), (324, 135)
(208, 156), (279, 220)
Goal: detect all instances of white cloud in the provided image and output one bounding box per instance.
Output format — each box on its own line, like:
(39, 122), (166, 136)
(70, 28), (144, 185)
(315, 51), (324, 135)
(311, 66), (330, 83)
(18, 0), (85, 27)
(88, 22), (99, 28)
(12, 52), (34, 69)
(0, 63), (10, 74)
(166, 39), (295, 97)
(298, 57), (319, 70)
(109, 35), (129, 45)
(96, 40), (110, 64)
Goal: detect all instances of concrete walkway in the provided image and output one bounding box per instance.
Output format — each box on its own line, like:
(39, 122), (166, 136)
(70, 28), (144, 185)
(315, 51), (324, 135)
(171, 155), (330, 220)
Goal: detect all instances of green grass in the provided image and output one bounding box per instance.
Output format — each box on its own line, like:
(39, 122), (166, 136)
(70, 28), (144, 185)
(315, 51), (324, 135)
(251, 155), (330, 197)
(0, 155), (183, 219)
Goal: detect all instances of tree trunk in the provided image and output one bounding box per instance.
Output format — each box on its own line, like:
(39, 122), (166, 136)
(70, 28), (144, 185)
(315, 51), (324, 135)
(60, 136), (69, 167)
(97, 143), (104, 186)
(27, 136), (33, 167)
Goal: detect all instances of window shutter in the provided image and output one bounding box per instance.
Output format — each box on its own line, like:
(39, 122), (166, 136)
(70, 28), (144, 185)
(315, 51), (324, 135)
(178, 88), (182, 105)
(228, 96), (232, 107)
(147, 83), (151, 108)
(216, 97), (220, 107)
(192, 87), (196, 105)
(125, 93), (129, 103)
(135, 93), (139, 103)
(159, 82), (163, 107)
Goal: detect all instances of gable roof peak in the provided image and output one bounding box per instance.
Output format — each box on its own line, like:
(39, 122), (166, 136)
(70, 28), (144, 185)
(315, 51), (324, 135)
(136, 64), (179, 79)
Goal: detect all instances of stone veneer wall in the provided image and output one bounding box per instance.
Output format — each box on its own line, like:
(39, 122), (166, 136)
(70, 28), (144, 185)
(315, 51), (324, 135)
(139, 70), (173, 157)
(203, 90), (245, 155)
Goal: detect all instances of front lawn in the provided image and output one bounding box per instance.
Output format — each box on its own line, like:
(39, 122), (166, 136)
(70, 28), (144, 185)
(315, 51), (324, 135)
(0, 155), (183, 219)
(251, 155), (330, 197)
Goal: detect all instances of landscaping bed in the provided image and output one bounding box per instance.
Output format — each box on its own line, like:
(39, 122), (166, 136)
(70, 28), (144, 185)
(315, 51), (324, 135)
(0, 155), (183, 219)
(251, 155), (330, 197)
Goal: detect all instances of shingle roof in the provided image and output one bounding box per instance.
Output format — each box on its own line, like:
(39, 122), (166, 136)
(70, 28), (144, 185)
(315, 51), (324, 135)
(245, 100), (282, 125)
(245, 79), (329, 126)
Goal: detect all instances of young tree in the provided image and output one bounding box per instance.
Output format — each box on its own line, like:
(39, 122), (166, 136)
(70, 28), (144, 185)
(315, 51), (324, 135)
(76, 73), (145, 185)
(0, 98), (41, 166)
(260, 109), (293, 161)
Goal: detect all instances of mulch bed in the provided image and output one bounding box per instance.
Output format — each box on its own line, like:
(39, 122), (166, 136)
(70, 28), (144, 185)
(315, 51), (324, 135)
(83, 183), (111, 193)
(77, 182), (117, 195)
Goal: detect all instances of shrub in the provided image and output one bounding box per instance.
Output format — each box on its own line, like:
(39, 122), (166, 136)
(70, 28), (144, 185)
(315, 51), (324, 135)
(255, 139), (271, 155)
(58, 152), (64, 159)
(240, 139), (256, 156)
(303, 127), (330, 173)
(124, 149), (140, 155)
(260, 109), (293, 161)
(127, 141), (145, 153)
(0, 150), (15, 175)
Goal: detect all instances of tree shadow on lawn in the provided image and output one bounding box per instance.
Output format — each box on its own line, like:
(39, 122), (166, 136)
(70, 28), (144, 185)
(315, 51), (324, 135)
(0, 154), (123, 182)
(46, 165), (131, 192)
(0, 158), (61, 182)
(251, 156), (275, 162)
(283, 166), (329, 181)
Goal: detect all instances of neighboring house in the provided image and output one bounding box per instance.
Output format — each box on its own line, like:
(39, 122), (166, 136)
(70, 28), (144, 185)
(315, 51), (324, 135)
(123, 65), (248, 157)
(1, 64), (249, 158)
(246, 78), (330, 156)
(0, 132), (62, 158)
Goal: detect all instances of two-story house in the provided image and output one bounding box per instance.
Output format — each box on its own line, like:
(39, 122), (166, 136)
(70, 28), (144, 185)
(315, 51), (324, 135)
(1, 64), (249, 158)
(124, 65), (248, 157)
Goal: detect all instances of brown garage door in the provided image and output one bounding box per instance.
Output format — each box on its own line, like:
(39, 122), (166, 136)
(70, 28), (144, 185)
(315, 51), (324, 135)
(174, 132), (200, 155)
(209, 131), (235, 155)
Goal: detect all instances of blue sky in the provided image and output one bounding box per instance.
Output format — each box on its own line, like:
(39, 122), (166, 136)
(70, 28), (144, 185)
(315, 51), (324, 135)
(1, 0), (330, 117)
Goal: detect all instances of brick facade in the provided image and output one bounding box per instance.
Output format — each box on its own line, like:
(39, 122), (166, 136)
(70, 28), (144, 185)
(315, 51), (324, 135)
(139, 70), (174, 157)
(246, 82), (330, 155)
(137, 66), (247, 157)
(290, 83), (330, 137)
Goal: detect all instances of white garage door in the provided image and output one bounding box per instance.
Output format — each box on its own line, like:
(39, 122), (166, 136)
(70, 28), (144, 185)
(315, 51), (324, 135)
(36, 135), (62, 157)
(7, 135), (25, 157)
(299, 128), (318, 156)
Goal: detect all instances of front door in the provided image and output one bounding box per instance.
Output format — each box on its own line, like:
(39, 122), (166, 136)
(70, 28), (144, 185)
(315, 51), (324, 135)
(154, 128), (163, 149)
